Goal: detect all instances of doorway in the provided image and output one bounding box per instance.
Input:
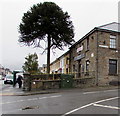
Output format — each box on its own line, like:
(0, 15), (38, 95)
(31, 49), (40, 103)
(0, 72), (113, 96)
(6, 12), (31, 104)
(78, 60), (81, 78)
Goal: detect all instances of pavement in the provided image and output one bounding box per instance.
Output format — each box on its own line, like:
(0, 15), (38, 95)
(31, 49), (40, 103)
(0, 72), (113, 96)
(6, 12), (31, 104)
(2, 85), (119, 96)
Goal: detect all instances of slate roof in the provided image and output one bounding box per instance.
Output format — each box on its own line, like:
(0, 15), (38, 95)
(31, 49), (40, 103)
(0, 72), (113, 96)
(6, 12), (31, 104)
(97, 22), (120, 33)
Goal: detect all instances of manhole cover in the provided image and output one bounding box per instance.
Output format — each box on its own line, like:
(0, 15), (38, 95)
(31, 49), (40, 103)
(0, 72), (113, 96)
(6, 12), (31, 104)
(22, 106), (39, 110)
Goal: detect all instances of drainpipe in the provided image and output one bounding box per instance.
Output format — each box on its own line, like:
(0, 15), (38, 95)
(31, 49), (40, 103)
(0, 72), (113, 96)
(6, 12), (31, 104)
(69, 49), (72, 74)
(96, 30), (99, 86)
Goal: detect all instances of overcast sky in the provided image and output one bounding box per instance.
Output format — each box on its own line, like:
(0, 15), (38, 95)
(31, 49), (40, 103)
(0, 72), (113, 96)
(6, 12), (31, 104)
(0, 0), (119, 71)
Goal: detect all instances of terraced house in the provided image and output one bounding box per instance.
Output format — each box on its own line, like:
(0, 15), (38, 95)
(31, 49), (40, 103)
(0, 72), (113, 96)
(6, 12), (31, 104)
(50, 51), (70, 74)
(69, 22), (120, 85)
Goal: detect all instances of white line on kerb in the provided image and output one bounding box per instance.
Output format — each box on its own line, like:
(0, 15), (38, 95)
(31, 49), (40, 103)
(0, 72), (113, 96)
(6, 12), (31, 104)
(62, 96), (119, 116)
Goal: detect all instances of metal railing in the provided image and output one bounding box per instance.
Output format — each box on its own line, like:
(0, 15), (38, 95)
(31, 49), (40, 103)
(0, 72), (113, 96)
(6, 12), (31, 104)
(30, 71), (95, 81)
(69, 71), (95, 79)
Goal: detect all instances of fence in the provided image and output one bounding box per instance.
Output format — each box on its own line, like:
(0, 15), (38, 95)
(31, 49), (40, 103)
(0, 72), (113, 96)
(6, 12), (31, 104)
(71, 71), (95, 79)
(30, 71), (95, 80)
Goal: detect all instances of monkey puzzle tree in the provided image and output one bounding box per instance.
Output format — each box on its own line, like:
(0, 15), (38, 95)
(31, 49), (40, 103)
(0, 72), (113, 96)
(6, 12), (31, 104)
(19, 2), (75, 74)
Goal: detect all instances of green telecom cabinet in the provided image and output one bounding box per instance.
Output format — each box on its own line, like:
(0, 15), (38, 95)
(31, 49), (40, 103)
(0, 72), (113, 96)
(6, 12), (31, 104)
(60, 74), (73, 88)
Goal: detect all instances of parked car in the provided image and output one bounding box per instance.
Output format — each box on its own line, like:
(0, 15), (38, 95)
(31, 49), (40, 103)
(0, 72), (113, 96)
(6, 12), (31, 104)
(4, 75), (13, 84)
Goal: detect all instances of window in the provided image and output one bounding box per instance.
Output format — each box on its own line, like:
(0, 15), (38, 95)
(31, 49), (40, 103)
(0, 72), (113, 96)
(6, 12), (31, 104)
(66, 68), (68, 74)
(81, 65), (84, 72)
(86, 60), (90, 72)
(91, 36), (94, 40)
(109, 59), (117, 75)
(66, 57), (69, 64)
(73, 65), (76, 72)
(85, 60), (90, 75)
(110, 35), (116, 48)
(86, 38), (89, 50)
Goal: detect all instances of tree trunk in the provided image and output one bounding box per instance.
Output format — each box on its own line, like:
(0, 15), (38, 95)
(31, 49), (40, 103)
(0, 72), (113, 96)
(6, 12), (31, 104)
(47, 35), (51, 74)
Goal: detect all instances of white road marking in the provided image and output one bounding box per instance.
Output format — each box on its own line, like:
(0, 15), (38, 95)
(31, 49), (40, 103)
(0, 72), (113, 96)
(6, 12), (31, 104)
(38, 97), (47, 99)
(1, 95), (62, 105)
(49, 95), (62, 98)
(61, 103), (93, 116)
(83, 91), (99, 94)
(103, 89), (117, 92)
(93, 103), (120, 110)
(94, 96), (119, 104)
(62, 96), (119, 116)
(27, 98), (38, 101)
(83, 89), (118, 95)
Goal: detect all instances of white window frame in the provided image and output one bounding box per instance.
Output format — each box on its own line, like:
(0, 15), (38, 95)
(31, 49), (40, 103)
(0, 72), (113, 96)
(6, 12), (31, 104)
(110, 35), (116, 49)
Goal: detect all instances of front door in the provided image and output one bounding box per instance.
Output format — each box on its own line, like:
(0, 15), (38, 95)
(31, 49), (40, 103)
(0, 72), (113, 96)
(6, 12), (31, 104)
(78, 60), (81, 78)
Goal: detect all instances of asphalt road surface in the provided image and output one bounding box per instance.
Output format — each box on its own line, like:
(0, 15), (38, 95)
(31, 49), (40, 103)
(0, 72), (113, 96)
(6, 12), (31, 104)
(0, 80), (120, 115)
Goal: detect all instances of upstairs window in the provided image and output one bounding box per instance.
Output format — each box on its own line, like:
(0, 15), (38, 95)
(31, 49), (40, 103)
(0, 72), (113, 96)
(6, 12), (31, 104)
(110, 35), (116, 49)
(66, 57), (69, 64)
(73, 65), (76, 72)
(86, 38), (89, 50)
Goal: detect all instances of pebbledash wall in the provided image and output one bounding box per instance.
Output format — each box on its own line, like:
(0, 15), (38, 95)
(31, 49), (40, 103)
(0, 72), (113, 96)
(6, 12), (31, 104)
(69, 22), (120, 85)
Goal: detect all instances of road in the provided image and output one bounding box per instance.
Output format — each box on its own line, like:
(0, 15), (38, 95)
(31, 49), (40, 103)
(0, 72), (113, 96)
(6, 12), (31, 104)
(0, 80), (119, 115)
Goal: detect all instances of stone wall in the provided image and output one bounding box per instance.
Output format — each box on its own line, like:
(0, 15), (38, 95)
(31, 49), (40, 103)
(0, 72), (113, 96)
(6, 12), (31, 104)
(31, 78), (95, 90)
(69, 31), (97, 81)
(73, 78), (96, 88)
(97, 31), (119, 85)
(23, 73), (96, 91)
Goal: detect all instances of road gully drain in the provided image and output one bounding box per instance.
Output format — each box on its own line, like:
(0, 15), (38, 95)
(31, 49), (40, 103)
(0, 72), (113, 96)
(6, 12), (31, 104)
(22, 106), (39, 110)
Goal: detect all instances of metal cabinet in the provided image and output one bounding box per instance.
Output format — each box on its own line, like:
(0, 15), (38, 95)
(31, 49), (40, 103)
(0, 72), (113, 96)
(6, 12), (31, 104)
(61, 74), (73, 88)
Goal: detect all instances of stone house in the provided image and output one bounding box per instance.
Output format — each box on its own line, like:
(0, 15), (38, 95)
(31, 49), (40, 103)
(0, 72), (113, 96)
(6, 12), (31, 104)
(0, 64), (12, 77)
(69, 22), (120, 85)
(50, 57), (60, 73)
(50, 51), (70, 74)
(40, 64), (47, 73)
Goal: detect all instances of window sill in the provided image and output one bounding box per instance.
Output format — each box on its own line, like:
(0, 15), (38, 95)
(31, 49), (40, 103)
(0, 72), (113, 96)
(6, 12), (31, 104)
(108, 74), (118, 76)
(85, 49), (89, 52)
(109, 48), (117, 50)
(85, 72), (89, 76)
